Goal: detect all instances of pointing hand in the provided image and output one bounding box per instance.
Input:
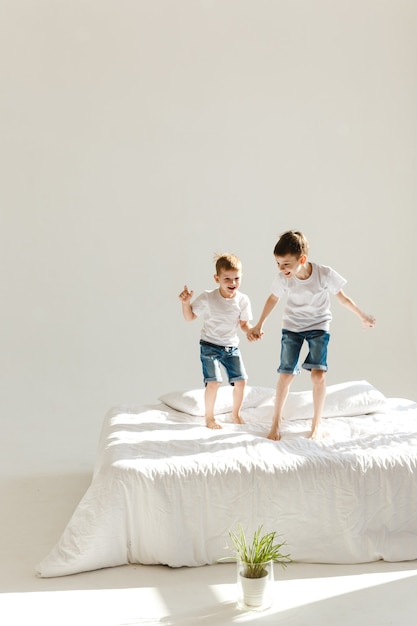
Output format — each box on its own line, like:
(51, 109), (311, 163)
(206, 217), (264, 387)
(179, 285), (193, 302)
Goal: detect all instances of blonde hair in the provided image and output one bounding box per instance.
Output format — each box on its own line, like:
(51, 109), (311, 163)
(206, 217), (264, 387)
(214, 253), (242, 275)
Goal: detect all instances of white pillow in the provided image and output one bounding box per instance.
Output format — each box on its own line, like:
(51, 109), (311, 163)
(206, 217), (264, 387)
(284, 380), (388, 421)
(159, 385), (275, 416)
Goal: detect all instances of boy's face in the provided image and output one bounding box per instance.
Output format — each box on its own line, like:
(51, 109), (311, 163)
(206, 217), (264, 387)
(214, 268), (242, 298)
(275, 254), (307, 279)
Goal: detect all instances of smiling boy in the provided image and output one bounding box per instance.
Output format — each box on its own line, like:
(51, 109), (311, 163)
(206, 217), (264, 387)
(179, 253), (253, 429)
(248, 230), (376, 440)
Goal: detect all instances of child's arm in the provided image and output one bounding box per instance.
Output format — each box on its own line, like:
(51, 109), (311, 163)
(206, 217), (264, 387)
(247, 293), (280, 341)
(239, 320), (253, 335)
(335, 289), (376, 328)
(178, 285), (197, 321)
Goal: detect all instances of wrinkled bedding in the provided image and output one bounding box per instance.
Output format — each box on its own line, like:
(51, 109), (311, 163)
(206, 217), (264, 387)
(36, 396), (417, 577)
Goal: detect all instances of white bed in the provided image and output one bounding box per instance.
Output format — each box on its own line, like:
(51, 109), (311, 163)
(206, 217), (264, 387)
(36, 381), (417, 578)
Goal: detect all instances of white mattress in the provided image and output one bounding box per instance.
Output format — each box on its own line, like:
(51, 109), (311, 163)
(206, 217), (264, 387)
(36, 396), (417, 577)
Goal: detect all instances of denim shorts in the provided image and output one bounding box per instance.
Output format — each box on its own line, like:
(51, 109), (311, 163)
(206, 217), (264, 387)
(200, 340), (248, 385)
(278, 329), (330, 375)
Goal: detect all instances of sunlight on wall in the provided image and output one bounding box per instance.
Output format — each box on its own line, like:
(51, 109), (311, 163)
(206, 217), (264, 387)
(1, 0), (416, 476)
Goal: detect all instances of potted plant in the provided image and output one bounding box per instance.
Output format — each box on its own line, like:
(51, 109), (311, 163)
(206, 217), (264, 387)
(221, 524), (291, 610)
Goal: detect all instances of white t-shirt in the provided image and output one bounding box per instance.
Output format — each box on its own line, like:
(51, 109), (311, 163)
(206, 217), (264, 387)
(270, 262), (347, 332)
(191, 288), (252, 347)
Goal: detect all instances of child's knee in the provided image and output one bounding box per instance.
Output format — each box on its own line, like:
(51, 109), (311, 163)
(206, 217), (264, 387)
(311, 369), (326, 384)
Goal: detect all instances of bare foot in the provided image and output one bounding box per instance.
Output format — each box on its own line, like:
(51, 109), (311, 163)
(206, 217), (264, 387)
(308, 428), (321, 440)
(267, 430), (281, 441)
(232, 415), (244, 424)
(206, 417), (222, 430)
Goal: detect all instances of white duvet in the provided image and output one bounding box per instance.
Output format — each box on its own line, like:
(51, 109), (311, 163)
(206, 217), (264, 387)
(36, 395), (417, 578)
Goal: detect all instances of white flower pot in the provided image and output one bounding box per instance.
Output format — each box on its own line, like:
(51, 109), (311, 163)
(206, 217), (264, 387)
(237, 560), (274, 611)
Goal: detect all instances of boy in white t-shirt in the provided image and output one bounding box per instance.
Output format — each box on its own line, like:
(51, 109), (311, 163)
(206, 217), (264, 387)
(248, 231), (376, 440)
(179, 253), (253, 429)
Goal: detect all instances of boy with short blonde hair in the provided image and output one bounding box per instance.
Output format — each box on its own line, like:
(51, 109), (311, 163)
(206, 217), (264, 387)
(179, 253), (253, 429)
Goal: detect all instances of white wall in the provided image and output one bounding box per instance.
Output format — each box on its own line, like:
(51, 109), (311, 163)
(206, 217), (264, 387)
(1, 0), (416, 476)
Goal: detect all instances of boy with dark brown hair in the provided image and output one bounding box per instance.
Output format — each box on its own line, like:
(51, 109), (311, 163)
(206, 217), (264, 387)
(248, 231), (376, 440)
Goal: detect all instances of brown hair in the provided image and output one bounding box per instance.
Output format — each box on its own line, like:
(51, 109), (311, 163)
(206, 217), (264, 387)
(273, 230), (309, 258)
(214, 253), (242, 275)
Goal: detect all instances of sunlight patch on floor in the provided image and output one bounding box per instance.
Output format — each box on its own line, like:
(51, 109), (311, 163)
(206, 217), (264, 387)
(0, 588), (168, 626)
(1, 569), (417, 626)
(208, 568), (417, 621)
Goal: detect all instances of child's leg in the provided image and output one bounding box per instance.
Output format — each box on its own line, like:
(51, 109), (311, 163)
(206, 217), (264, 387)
(302, 331), (329, 439)
(205, 381), (222, 429)
(268, 373), (294, 440)
(231, 379), (246, 424)
(309, 369), (326, 439)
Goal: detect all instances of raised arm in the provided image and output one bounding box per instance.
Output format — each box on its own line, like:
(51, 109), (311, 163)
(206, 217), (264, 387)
(335, 289), (376, 328)
(178, 285), (197, 321)
(247, 293), (280, 341)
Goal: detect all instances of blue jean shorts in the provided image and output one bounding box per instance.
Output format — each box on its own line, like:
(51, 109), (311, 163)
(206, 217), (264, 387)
(278, 329), (330, 375)
(200, 340), (248, 385)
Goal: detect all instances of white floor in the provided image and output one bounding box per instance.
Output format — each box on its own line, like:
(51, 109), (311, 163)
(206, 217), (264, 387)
(1, 473), (417, 626)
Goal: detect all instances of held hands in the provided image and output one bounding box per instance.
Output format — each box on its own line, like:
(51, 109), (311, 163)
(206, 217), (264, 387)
(179, 285), (193, 303)
(247, 325), (264, 342)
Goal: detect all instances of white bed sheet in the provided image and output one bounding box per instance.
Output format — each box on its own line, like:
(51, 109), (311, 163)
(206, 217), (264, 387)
(36, 397), (417, 577)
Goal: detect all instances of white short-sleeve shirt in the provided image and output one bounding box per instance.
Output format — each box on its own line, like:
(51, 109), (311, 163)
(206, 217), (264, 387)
(270, 262), (347, 332)
(191, 288), (252, 347)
